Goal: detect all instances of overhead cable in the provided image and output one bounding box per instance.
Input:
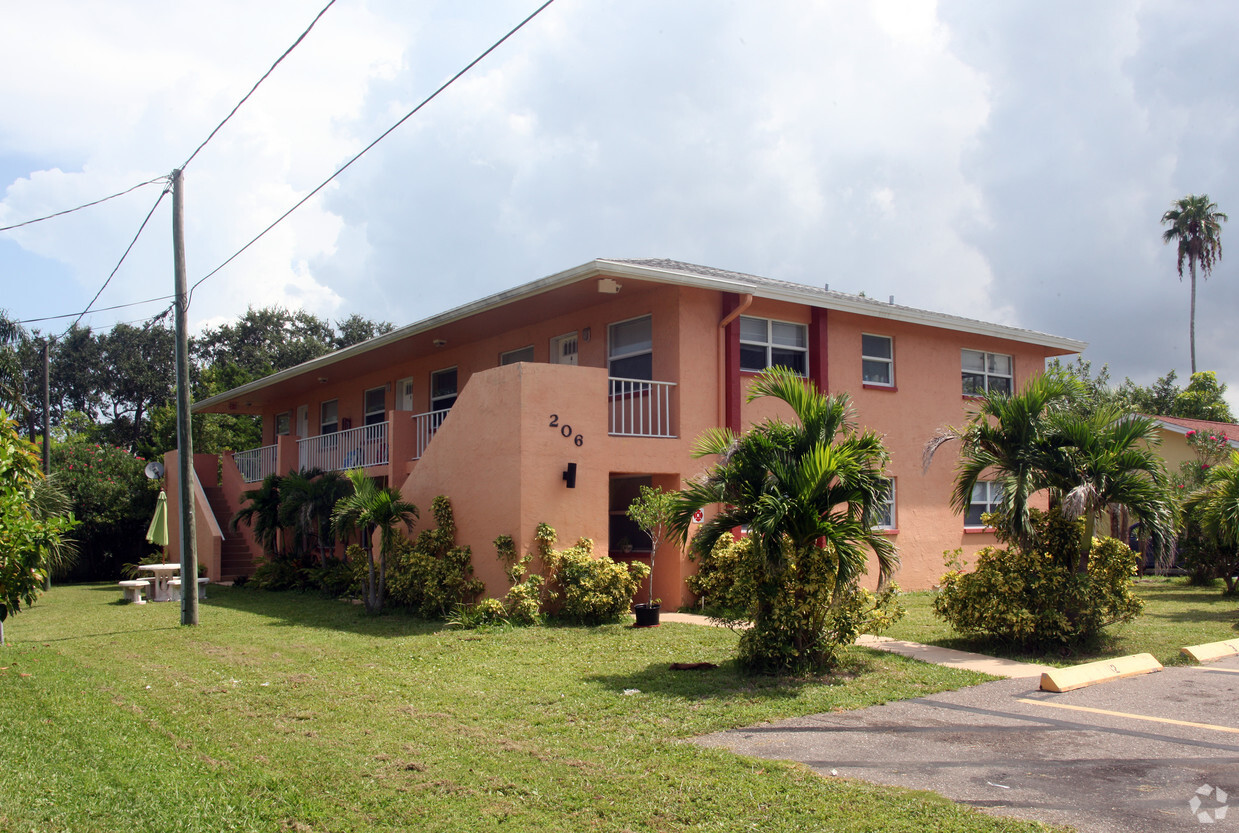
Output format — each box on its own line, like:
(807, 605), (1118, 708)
(190, 0), (557, 302)
(0, 176), (167, 233)
(65, 185), (171, 335)
(181, 0), (337, 171)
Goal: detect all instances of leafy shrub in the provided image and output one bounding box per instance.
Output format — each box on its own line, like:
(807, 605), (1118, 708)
(51, 440), (157, 580)
(250, 551), (313, 592)
(686, 532), (753, 617)
(543, 537), (649, 625)
(307, 555), (358, 598)
(493, 534), (543, 626)
(686, 532), (902, 672)
(447, 598), (509, 629)
(934, 509), (1143, 647)
(385, 497), (484, 617)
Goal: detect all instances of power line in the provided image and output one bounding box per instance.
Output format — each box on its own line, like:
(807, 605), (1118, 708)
(65, 185), (171, 335)
(190, 0), (557, 303)
(15, 294), (175, 326)
(181, 0), (336, 172)
(0, 176), (167, 233)
(8, 1), (334, 327)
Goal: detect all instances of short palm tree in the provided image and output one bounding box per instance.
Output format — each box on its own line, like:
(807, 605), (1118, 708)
(1183, 452), (1239, 592)
(331, 468), (418, 614)
(671, 366), (897, 672)
(230, 473), (284, 556)
(279, 468), (351, 567)
(923, 372), (1078, 552)
(1161, 194), (1227, 373)
(1045, 406), (1174, 572)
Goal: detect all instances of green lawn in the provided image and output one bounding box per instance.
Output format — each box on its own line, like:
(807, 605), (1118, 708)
(882, 577), (1239, 666)
(0, 584), (1062, 833)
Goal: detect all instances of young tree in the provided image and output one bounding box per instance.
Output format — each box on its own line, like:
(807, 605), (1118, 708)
(625, 484), (676, 607)
(230, 474), (285, 557)
(1162, 194), (1227, 373)
(672, 367), (898, 673)
(332, 469), (418, 614)
(279, 468), (351, 567)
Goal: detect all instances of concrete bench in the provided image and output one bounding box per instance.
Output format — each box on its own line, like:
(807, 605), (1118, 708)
(118, 579), (151, 604)
(168, 577), (210, 602)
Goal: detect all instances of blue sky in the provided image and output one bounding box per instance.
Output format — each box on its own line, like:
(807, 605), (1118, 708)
(3, 0), (1238, 406)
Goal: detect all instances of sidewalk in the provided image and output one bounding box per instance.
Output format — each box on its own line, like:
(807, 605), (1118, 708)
(658, 611), (1050, 679)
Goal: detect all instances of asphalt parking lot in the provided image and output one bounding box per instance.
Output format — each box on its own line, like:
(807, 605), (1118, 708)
(694, 656), (1239, 832)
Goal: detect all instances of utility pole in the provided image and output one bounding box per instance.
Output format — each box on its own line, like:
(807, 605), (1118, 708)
(42, 337), (51, 591)
(172, 169), (199, 625)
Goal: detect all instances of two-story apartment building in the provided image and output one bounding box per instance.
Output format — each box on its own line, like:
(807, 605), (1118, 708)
(164, 258), (1084, 604)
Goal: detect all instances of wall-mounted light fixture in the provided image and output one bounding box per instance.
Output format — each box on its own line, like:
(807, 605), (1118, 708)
(582, 326), (591, 342)
(318, 377), (329, 384)
(433, 338), (447, 348)
(597, 278), (621, 294)
(562, 462), (577, 489)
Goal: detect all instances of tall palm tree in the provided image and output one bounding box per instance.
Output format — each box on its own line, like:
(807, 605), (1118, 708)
(671, 366), (896, 671)
(923, 373), (1078, 552)
(331, 468), (418, 614)
(1161, 194), (1227, 373)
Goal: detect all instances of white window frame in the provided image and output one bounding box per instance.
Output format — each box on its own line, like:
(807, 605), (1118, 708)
(739, 316), (808, 376)
(363, 385), (386, 426)
(320, 399), (339, 435)
(875, 477), (896, 530)
(962, 349), (1013, 396)
(965, 481), (1003, 529)
(862, 334), (894, 387)
(608, 315), (653, 380)
(430, 367), (458, 412)
(500, 345), (535, 366)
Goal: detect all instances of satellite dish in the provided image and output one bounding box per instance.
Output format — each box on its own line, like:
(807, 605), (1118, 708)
(144, 461), (165, 480)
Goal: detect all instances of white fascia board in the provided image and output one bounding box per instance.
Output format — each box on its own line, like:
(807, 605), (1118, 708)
(196, 258), (1085, 410)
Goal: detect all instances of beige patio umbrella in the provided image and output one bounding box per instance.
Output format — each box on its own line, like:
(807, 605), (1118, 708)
(146, 490), (169, 549)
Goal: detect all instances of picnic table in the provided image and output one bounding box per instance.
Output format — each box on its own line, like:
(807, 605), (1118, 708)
(136, 562), (181, 602)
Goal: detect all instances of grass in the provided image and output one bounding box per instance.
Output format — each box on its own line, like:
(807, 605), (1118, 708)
(0, 584), (1064, 833)
(882, 576), (1239, 666)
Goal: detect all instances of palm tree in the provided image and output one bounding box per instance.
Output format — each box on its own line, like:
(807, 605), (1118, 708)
(1161, 194), (1227, 373)
(671, 366), (897, 671)
(1183, 452), (1239, 593)
(230, 473), (284, 556)
(923, 373), (1078, 552)
(331, 468), (418, 613)
(1045, 406), (1175, 572)
(279, 468), (351, 567)
(926, 375), (1175, 572)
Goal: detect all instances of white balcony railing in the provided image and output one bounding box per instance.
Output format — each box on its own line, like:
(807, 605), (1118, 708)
(298, 421), (389, 473)
(609, 377), (676, 438)
(411, 408), (452, 460)
(234, 444), (277, 483)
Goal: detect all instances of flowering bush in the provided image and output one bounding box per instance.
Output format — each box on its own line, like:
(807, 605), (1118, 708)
(50, 441), (158, 580)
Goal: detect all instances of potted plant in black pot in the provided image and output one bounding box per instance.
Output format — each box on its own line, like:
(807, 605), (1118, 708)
(626, 484), (676, 627)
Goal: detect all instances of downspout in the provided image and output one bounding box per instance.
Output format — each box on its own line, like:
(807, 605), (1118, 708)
(718, 294), (754, 428)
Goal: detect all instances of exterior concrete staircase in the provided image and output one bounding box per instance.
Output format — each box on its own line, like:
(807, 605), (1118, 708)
(202, 483), (256, 582)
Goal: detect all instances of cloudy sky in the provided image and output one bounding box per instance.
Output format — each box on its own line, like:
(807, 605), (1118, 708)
(2, 1), (1237, 405)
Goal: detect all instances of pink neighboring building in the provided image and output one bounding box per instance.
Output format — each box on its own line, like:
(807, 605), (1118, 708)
(166, 259), (1084, 603)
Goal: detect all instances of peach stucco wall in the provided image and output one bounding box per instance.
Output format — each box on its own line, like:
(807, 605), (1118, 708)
(193, 273), (1079, 598)
(161, 451), (223, 582)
